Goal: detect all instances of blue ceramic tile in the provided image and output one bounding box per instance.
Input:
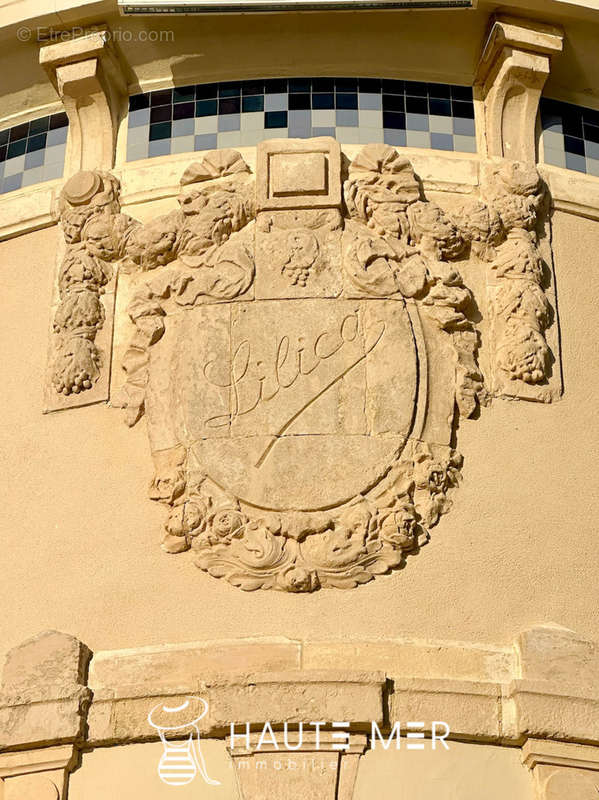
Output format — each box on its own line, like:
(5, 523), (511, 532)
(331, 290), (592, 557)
(126, 78), (479, 163)
(195, 133), (218, 151)
(430, 132), (454, 151)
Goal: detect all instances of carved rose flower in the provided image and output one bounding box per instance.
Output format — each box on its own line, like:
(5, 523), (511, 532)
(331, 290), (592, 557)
(379, 507), (418, 551)
(211, 509), (245, 538)
(281, 567), (319, 593)
(165, 500), (207, 538)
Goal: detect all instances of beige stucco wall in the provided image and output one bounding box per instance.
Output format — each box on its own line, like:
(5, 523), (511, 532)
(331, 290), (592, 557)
(0, 206), (597, 664)
(65, 738), (533, 799)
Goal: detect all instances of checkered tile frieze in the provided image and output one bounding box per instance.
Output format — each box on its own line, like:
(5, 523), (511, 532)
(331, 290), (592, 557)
(0, 112), (68, 195)
(127, 78), (477, 161)
(541, 97), (599, 175)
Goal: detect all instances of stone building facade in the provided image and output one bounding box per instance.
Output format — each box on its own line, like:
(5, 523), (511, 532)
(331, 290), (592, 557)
(0, 1), (598, 798)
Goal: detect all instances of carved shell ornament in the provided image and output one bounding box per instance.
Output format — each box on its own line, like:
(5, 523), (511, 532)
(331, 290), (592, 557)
(50, 140), (559, 591)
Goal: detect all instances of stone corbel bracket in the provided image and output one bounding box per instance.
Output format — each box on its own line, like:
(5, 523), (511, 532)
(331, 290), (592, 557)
(475, 16), (563, 164)
(523, 740), (599, 799)
(40, 29), (128, 175)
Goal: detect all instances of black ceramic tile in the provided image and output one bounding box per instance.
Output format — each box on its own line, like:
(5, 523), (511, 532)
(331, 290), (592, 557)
(196, 83), (218, 100)
(335, 78), (358, 92)
(29, 117), (49, 135)
(406, 96), (428, 115)
(383, 94), (405, 112)
(26, 133), (47, 152)
(49, 112), (68, 130)
(149, 121), (172, 141)
(564, 135), (585, 156)
(196, 99), (218, 117)
(405, 81), (428, 96)
(289, 78), (311, 93)
(129, 93), (150, 111)
(219, 82), (241, 97)
(219, 97), (241, 115)
(150, 105), (172, 124)
(7, 139), (27, 158)
(151, 89), (173, 107)
(429, 98), (452, 117)
(174, 85), (196, 103)
(312, 93), (335, 110)
(359, 78), (381, 93)
(265, 111), (288, 128)
(173, 102), (195, 120)
(264, 79), (288, 94)
(242, 95), (264, 113)
(336, 93), (358, 110)
(9, 123), (29, 142)
(383, 111), (405, 130)
(312, 78), (335, 92)
(289, 93), (311, 111)
(452, 100), (475, 119)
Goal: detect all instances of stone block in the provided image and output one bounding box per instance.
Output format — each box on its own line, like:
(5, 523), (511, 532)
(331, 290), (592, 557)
(389, 678), (502, 741)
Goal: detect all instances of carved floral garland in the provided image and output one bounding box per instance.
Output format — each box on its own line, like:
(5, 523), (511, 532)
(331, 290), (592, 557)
(52, 171), (138, 395)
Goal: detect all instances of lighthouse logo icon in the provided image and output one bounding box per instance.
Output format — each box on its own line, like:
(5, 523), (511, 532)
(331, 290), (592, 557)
(148, 697), (220, 787)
